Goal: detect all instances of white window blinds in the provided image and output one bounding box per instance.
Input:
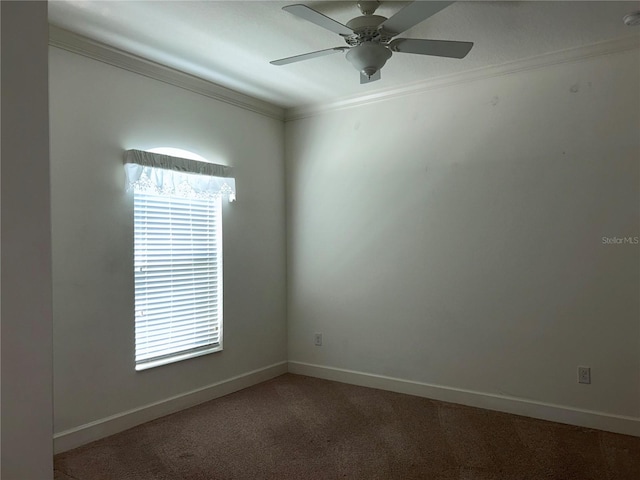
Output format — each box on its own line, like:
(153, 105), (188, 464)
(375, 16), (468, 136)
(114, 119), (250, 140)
(124, 149), (235, 371)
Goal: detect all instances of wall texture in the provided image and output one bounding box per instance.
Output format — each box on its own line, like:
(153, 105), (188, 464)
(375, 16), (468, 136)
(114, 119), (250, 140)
(49, 34), (640, 451)
(286, 48), (640, 427)
(49, 48), (287, 444)
(1, 1), (53, 478)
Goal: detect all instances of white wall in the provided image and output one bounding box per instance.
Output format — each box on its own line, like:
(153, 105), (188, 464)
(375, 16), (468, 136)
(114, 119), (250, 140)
(1, 2), (53, 478)
(49, 48), (287, 440)
(286, 49), (640, 423)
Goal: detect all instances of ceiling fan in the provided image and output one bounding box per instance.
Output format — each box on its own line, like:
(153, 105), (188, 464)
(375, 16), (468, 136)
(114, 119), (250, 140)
(270, 1), (474, 84)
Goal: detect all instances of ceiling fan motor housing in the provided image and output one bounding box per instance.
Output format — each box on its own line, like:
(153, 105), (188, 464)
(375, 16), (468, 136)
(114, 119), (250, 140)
(346, 41), (392, 77)
(345, 15), (394, 46)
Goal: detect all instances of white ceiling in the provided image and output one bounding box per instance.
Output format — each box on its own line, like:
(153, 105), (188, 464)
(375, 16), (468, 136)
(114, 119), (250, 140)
(48, 1), (640, 109)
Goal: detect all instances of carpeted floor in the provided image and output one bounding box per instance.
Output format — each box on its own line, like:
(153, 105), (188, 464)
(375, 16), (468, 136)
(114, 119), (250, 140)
(54, 373), (640, 480)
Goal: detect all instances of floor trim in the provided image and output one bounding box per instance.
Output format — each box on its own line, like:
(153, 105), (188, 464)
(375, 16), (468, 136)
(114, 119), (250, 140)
(53, 361), (288, 454)
(288, 361), (640, 438)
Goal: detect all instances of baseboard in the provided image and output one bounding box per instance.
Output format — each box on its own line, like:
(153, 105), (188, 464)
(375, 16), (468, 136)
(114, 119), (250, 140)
(54, 360), (639, 454)
(54, 361), (288, 454)
(288, 361), (640, 438)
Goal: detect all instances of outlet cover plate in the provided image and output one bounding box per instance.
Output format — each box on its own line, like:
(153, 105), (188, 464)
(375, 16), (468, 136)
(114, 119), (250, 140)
(578, 366), (591, 384)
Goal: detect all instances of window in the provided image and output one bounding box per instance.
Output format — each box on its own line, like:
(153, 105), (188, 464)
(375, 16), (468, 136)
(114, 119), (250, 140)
(124, 149), (235, 370)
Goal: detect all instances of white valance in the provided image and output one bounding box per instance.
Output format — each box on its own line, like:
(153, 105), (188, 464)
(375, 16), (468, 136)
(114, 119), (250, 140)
(124, 149), (236, 201)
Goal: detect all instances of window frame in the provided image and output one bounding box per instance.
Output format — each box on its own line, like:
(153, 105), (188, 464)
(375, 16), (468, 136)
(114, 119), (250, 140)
(124, 149), (235, 371)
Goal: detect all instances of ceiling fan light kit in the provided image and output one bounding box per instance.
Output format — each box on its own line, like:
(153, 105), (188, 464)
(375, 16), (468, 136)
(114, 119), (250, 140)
(346, 42), (392, 78)
(270, 1), (474, 84)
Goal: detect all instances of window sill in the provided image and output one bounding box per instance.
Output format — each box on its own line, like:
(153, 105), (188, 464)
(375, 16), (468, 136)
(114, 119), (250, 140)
(135, 344), (223, 371)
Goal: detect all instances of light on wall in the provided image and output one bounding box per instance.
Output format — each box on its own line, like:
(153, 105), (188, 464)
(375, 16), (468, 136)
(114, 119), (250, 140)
(147, 147), (207, 162)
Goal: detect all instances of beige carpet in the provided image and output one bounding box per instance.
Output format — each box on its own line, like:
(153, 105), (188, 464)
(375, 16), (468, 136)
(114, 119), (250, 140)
(54, 373), (640, 479)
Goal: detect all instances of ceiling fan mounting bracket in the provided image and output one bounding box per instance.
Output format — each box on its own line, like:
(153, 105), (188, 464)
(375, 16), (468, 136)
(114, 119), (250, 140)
(357, 1), (381, 16)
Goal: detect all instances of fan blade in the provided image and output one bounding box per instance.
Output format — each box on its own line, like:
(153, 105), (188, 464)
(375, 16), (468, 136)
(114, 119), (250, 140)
(388, 38), (473, 59)
(283, 4), (353, 36)
(270, 47), (349, 66)
(360, 70), (381, 84)
(380, 1), (453, 35)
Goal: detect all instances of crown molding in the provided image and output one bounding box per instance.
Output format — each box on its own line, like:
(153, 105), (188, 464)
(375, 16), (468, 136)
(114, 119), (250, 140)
(48, 25), (639, 124)
(48, 25), (285, 121)
(285, 34), (640, 121)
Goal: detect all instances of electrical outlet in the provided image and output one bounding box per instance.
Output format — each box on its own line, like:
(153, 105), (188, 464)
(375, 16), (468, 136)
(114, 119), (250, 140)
(578, 366), (591, 384)
(314, 333), (322, 346)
